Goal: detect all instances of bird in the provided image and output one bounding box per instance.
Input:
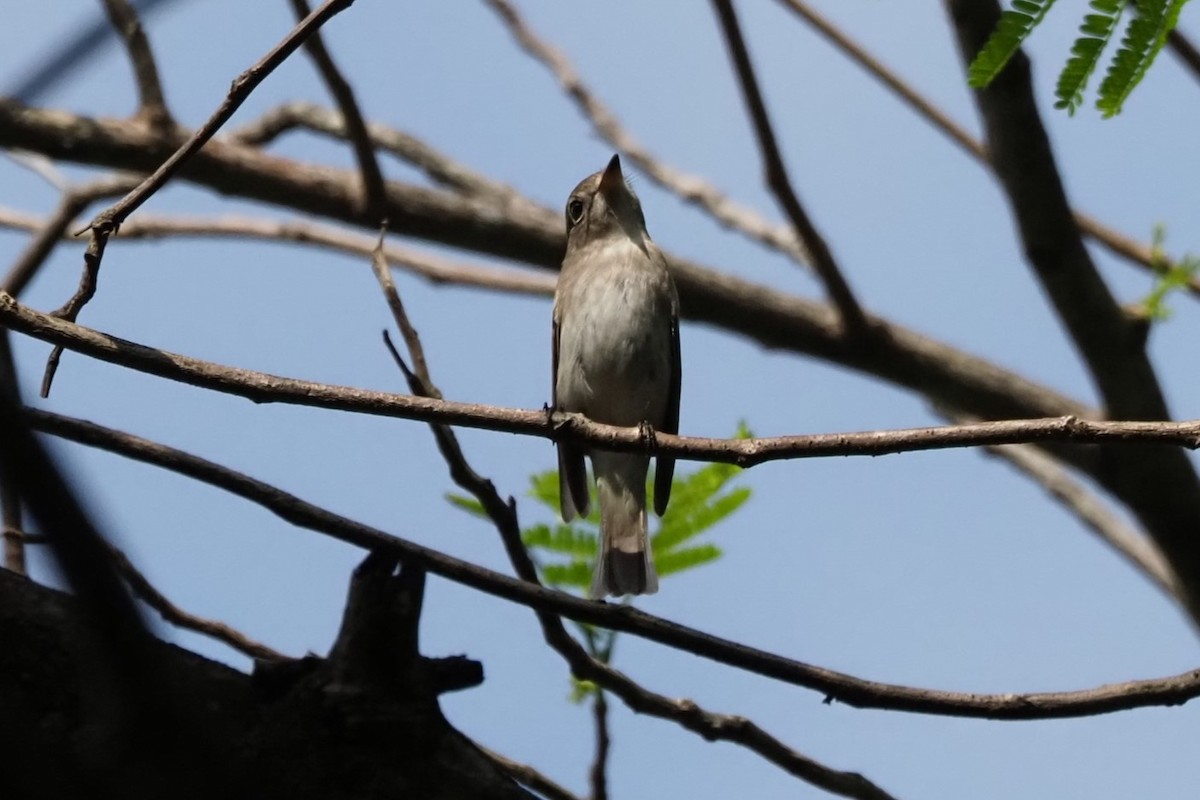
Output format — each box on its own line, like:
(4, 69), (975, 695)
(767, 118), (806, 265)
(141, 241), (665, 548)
(552, 154), (681, 598)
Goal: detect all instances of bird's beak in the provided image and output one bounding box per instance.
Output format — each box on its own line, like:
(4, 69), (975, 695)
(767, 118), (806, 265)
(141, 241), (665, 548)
(597, 154), (624, 198)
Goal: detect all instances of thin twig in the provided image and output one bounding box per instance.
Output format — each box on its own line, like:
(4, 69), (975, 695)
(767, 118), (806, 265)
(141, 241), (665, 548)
(480, 0), (811, 267)
(773, 0), (1200, 297)
(0, 207), (557, 298)
(481, 748), (584, 800)
(1, 175), (143, 297)
(1167, 27), (1200, 83)
(230, 101), (537, 211)
(939, 404), (1180, 600)
(288, 0), (385, 220)
(107, 539), (286, 661)
(41, 0), (358, 396)
(373, 230), (436, 392)
(709, 0), (867, 335)
(987, 440), (1179, 598)
(100, 0), (173, 131)
(589, 690), (610, 800)
(91, 0), (355, 234)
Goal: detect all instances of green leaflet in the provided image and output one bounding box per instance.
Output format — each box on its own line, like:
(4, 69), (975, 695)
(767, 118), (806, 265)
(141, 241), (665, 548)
(522, 523), (598, 557)
(1140, 226), (1200, 321)
(968, 0), (1060, 88)
(1097, 0), (1191, 117)
(1055, 1), (1124, 113)
(655, 544), (723, 578)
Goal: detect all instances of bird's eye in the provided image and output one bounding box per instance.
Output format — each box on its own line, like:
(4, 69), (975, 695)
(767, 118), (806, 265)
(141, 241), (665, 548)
(567, 198), (585, 225)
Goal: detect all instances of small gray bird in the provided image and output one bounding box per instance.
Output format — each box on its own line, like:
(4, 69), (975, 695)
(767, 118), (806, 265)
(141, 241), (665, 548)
(553, 155), (681, 598)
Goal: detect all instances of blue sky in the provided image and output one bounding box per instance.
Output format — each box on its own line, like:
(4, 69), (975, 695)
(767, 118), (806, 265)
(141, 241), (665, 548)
(3, 2), (1200, 798)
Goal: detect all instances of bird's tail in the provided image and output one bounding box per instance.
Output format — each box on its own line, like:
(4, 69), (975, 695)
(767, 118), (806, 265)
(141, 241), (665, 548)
(590, 452), (658, 598)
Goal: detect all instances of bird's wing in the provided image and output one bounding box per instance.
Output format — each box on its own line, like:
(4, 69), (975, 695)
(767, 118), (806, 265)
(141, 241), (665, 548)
(554, 310), (590, 519)
(654, 298), (681, 517)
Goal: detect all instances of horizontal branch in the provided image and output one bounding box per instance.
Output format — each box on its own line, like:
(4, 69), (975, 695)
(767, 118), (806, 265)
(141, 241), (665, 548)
(6, 291), (1200, 464)
(0, 208), (558, 298)
(23, 406), (1200, 721)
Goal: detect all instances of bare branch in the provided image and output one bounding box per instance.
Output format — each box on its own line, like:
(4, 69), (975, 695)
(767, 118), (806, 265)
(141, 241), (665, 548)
(480, 0), (811, 268)
(940, 401), (1180, 600)
(231, 101), (539, 212)
(12, 291), (1200, 462)
(1167, 26), (1200, 84)
(1, 174), (142, 297)
(987, 440), (1180, 599)
(36, 0), (356, 394)
(773, 0), (1200, 297)
(709, 0), (867, 334)
(91, 0), (356, 236)
(373, 232), (436, 391)
(0, 207), (557, 297)
(288, 0), (385, 220)
(100, 0), (173, 131)
(589, 691), (610, 800)
(107, 539), (287, 661)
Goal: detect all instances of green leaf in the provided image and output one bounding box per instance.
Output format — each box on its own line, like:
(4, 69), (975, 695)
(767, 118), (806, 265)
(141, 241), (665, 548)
(1054, 1), (1124, 114)
(1096, 0), (1191, 117)
(1140, 226), (1200, 321)
(655, 543), (722, 577)
(967, 0), (1060, 88)
(445, 492), (488, 519)
(569, 675), (598, 704)
(522, 523), (598, 557)
(542, 560), (594, 589)
(654, 487), (749, 553)
(528, 470), (561, 512)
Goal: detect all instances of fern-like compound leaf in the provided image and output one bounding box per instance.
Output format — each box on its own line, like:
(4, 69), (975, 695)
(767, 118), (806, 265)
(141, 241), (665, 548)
(968, 0), (1061, 88)
(1097, 0), (1191, 117)
(1054, 0), (1124, 114)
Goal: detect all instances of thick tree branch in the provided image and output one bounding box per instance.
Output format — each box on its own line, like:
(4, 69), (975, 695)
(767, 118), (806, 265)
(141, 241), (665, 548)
(945, 0), (1200, 628)
(23, 406), (1200, 722)
(709, 0), (866, 334)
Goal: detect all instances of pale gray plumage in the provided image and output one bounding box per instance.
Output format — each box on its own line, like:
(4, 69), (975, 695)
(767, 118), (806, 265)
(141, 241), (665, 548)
(552, 155), (681, 598)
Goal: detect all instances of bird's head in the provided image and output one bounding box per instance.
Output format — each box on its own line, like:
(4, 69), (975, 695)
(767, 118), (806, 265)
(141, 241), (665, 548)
(564, 154), (648, 252)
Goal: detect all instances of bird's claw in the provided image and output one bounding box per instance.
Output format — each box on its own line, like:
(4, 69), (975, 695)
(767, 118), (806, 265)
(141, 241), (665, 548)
(637, 420), (657, 452)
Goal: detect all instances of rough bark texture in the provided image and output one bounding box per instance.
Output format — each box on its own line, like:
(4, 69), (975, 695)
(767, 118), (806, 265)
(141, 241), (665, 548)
(0, 563), (531, 800)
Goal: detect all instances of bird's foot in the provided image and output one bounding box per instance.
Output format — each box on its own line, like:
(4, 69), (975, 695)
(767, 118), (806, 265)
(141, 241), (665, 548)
(637, 420), (658, 453)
